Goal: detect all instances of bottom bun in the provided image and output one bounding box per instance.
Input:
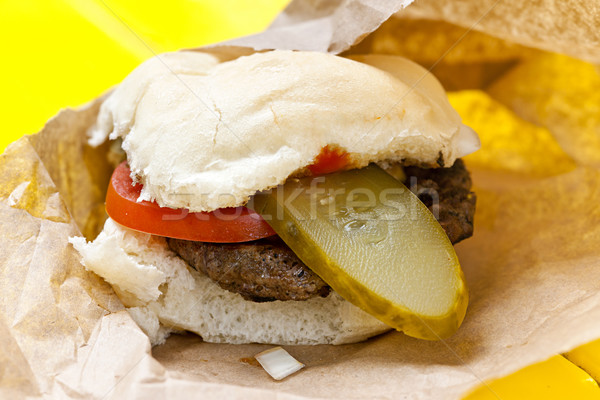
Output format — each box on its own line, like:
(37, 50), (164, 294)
(70, 219), (391, 346)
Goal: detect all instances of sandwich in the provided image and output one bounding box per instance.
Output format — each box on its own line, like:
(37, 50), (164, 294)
(70, 49), (480, 346)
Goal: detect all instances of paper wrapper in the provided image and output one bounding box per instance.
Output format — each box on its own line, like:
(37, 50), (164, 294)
(2, 0), (600, 398)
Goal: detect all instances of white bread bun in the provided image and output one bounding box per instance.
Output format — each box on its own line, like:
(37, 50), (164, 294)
(89, 50), (479, 212)
(69, 219), (391, 346)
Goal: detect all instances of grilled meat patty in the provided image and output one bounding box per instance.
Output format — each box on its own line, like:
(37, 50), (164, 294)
(168, 236), (330, 302)
(167, 159), (476, 302)
(404, 159), (476, 244)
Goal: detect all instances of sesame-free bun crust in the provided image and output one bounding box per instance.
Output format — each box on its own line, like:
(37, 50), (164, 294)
(90, 50), (479, 212)
(70, 219), (391, 345)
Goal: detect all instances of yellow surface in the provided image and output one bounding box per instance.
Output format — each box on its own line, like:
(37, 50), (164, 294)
(448, 90), (577, 178)
(0, 0), (288, 151)
(465, 355), (600, 400)
(567, 339), (600, 383)
(2, 1), (600, 398)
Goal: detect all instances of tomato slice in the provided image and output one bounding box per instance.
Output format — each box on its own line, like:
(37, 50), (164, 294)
(106, 162), (276, 243)
(308, 145), (349, 176)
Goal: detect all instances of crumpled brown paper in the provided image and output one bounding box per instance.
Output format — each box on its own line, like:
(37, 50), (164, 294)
(2, 0), (600, 399)
(224, 0), (413, 53)
(400, 0), (600, 64)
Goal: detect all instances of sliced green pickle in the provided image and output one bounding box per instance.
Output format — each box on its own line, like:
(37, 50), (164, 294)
(250, 164), (468, 340)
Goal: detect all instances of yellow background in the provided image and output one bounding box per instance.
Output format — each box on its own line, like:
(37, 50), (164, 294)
(0, 0), (287, 150)
(1, 1), (600, 398)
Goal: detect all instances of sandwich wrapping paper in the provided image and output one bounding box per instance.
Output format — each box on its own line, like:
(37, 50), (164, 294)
(2, 0), (600, 398)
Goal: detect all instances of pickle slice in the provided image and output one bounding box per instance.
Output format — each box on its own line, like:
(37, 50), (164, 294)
(250, 164), (468, 340)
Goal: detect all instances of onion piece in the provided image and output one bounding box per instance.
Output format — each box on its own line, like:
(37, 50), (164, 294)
(254, 347), (304, 380)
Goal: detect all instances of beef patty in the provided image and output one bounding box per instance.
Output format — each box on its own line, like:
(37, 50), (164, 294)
(167, 159), (476, 302)
(404, 159), (476, 244)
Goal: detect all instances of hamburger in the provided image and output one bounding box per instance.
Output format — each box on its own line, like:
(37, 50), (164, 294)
(70, 49), (480, 346)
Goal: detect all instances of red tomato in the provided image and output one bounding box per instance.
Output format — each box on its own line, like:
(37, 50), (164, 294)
(308, 145), (349, 176)
(105, 162), (276, 243)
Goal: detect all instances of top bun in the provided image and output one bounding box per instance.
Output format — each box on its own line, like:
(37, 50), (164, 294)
(90, 49), (480, 212)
